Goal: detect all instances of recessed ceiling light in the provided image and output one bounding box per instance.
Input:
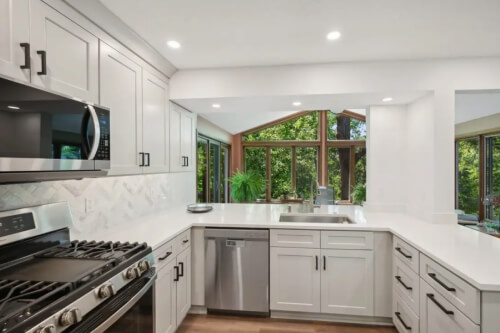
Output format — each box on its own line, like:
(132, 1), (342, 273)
(7, 105), (20, 110)
(212, 103), (221, 108)
(382, 97), (393, 102)
(167, 40), (181, 49)
(292, 101), (302, 106)
(326, 31), (341, 41)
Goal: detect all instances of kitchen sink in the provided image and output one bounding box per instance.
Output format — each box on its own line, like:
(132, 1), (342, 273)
(279, 214), (354, 224)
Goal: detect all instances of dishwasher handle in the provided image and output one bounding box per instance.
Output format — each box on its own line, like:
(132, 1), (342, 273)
(226, 239), (246, 247)
(205, 228), (269, 240)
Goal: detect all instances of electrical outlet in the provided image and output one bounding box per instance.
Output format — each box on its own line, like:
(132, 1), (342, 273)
(85, 198), (95, 213)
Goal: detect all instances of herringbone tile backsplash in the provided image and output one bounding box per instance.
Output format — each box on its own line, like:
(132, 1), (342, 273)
(0, 172), (196, 235)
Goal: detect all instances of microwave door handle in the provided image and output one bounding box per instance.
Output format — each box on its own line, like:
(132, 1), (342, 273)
(86, 105), (101, 160)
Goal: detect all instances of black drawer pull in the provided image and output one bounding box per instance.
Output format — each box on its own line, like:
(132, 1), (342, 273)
(179, 262), (184, 277)
(20, 43), (30, 69)
(395, 247), (412, 259)
(315, 255), (318, 271)
(323, 255), (326, 270)
(182, 239), (189, 244)
(428, 273), (456, 292)
(139, 152), (145, 167)
(395, 312), (411, 330)
(145, 153), (150, 167)
(36, 50), (47, 75)
(427, 293), (454, 315)
(395, 276), (413, 290)
(159, 251), (172, 261)
(174, 266), (179, 282)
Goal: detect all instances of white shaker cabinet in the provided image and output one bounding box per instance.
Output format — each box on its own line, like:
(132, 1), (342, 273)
(170, 103), (196, 172)
(30, 0), (99, 103)
(142, 70), (169, 174)
(175, 248), (192, 325)
(270, 247), (321, 313)
(155, 260), (177, 333)
(100, 41), (143, 176)
(0, 0), (31, 82)
(321, 249), (374, 316)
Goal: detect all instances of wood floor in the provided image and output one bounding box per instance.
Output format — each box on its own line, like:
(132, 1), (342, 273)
(177, 314), (397, 333)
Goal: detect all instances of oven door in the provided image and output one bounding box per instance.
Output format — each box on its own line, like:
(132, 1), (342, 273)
(67, 271), (156, 333)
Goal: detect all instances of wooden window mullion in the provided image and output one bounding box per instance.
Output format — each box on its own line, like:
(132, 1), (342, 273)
(350, 146), (356, 203)
(266, 147), (271, 202)
(479, 135), (485, 221)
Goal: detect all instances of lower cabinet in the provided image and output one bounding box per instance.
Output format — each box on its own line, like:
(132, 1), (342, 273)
(155, 247), (191, 333)
(270, 244), (374, 316)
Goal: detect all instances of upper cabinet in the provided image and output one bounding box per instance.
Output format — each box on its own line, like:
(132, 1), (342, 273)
(170, 103), (196, 172)
(0, 0), (31, 83)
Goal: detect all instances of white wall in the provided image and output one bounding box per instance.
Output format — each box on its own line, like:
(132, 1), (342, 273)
(366, 105), (408, 213)
(197, 116), (232, 143)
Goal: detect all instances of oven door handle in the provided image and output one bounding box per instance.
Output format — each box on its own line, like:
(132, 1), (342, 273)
(89, 272), (157, 333)
(86, 104), (101, 160)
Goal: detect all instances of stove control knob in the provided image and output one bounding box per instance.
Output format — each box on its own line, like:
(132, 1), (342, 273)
(125, 267), (141, 280)
(59, 308), (82, 326)
(138, 260), (151, 272)
(36, 325), (56, 333)
(97, 283), (116, 299)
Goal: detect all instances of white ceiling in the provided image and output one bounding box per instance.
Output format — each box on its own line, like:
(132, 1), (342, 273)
(455, 91), (500, 124)
(176, 91), (428, 133)
(100, 0), (500, 69)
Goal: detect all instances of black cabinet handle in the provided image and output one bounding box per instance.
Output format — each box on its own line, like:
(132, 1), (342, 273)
(395, 247), (412, 259)
(179, 262), (184, 277)
(395, 312), (412, 330)
(36, 50), (47, 75)
(182, 156), (187, 167)
(182, 239), (189, 244)
(323, 256), (326, 270)
(315, 255), (318, 271)
(428, 273), (456, 292)
(427, 293), (454, 315)
(186, 156), (189, 167)
(20, 43), (30, 69)
(145, 153), (150, 167)
(395, 276), (413, 290)
(139, 152), (145, 167)
(174, 266), (179, 282)
(159, 251), (172, 261)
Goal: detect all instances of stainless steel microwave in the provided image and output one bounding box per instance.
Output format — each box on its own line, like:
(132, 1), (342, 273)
(0, 76), (110, 183)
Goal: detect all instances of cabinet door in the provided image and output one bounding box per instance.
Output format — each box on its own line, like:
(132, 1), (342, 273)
(321, 249), (374, 316)
(100, 41), (143, 175)
(30, 0), (98, 102)
(420, 280), (479, 333)
(0, 0), (30, 82)
(270, 247), (321, 312)
(142, 70), (169, 173)
(176, 248), (191, 325)
(180, 111), (196, 171)
(169, 102), (182, 172)
(155, 260), (177, 333)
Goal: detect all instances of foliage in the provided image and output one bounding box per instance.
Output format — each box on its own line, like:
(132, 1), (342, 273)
(228, 169), (266, 203)
(352, 183), (366, 205)
(244, 112), (319, 141)
(457, 138), (480, 215)
(486, 136), (500, 220)
(197, 142), (207, 203)
(244, 148), (267, 199)
(327, 111), (366, 140)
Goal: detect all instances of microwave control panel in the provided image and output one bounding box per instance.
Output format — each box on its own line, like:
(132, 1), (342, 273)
(96, 109), (110, 161)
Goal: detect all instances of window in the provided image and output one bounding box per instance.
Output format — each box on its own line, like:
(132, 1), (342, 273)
(296, 147), (319, 200)
(327, 111), (366, 140)
(271, 148), (292, 199)
(243, 112), (319, 141)
(244, 147), (267, 199)
(197, 135), (231, 203)
(486, 135), (500, 220)
(456, 137), (480, 216)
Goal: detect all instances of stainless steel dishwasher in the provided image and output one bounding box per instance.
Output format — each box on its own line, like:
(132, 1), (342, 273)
(205, 228), (269, 315)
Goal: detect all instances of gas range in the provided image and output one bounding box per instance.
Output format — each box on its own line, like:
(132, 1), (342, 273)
(0, 203), (156, 333)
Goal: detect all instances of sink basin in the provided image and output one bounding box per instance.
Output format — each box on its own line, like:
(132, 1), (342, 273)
(279, 214), (354, 224)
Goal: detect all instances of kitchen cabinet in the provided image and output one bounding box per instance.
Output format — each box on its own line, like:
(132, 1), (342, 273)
(100, 41), (143, 175)
(176, 248), (192, 324)
(30, 0), (99, 103)
(321, 249), (374, 316)
(155, 260), (177, 333)
(270, 247), (321, 313)
(0, 0), (30, 82)
(170, 102), (196, 172)
(142, 70), (169, 174)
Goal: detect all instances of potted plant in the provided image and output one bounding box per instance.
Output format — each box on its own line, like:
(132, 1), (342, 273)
(228, 169), (265, 203)
(351, 183), (366, 206)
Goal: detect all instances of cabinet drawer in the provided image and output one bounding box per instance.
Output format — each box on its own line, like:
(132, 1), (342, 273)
(393, 237), (419, 273)
(420, 279), (480, 333)
(420, 254), (480, 324)
(270, 229), (320, 248)
(321, 231), (373, 250)
(393, 256), (420, 316)
(153, 240), (175, 269)
(393, 290), (419, 333)
(174, 230), (191, 254)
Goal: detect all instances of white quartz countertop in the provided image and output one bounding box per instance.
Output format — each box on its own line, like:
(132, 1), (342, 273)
(74, 204), (500, 292)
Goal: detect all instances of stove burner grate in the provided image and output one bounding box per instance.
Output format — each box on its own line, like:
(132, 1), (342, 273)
(40, 240), (144, 262)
